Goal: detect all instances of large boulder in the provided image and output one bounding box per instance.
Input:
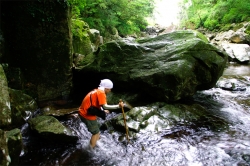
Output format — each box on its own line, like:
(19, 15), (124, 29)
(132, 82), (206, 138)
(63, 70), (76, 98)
(74, 30), (228, 102)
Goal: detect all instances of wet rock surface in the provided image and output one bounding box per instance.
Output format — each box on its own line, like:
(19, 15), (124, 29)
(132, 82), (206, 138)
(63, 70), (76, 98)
(74, 30), (228, 103)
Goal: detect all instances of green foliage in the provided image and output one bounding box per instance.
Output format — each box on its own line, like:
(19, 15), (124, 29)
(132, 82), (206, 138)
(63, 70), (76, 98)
(245, 25), (250, 35)
(71, 19), (89, 41)
(65, 0), (87, 19)
(69, 0), (155, 37)
(204, 19), (219, 30)
(179, 0), (250, 30)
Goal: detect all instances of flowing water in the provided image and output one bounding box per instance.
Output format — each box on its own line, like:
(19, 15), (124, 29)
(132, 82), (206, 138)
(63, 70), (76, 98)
(19, 64), (250, 166)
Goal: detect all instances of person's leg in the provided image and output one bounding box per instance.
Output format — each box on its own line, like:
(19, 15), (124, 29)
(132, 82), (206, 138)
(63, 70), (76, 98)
(90, 132), (100, 148)
(79, 116), (100, 149)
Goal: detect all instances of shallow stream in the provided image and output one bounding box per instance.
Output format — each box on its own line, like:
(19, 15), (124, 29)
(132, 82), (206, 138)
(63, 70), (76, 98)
(19, 63), (250, 166)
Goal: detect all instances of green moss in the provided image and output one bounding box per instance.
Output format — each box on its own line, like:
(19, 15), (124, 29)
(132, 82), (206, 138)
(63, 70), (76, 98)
(29, 116), (65, 134)
(194, 30), (209, 43)
(71, 19), (90, 41)
(71, 19), (93, 55)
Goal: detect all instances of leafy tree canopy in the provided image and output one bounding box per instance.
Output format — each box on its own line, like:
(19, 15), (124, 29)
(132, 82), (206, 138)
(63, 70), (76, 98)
(179, 0), (250, 31)
(68, 0), (155, 37)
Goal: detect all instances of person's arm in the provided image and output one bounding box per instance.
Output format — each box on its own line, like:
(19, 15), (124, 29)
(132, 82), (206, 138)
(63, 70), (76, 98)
(101, 102), (126, 110)
(102, 104), (119, 110)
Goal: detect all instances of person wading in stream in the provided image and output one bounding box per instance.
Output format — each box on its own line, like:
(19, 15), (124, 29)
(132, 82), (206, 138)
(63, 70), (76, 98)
(79, 79), (125, 150)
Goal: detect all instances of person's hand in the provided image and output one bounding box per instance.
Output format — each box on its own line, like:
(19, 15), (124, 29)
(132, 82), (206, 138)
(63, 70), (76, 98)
(104, 110), (110, 114)
(119, 100), (124, 108)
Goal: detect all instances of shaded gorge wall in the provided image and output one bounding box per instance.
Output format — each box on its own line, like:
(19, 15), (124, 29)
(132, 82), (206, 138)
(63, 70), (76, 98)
(0, 0), (73, 103)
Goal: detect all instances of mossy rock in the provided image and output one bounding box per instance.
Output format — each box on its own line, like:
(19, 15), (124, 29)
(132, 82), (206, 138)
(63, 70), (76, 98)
(71, 19), (93, 55)
(28, 115), (78, 143)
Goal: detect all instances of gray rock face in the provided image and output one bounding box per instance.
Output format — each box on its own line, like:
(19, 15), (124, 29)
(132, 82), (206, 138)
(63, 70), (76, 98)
(76, 30), (228, 102)
(222, 43), (250, 63)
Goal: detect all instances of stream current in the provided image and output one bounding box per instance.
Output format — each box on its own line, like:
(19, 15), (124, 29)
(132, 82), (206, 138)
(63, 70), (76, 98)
(19, 63), (250, 166)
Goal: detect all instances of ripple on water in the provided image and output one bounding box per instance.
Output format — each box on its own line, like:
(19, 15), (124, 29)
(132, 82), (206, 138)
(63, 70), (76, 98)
(223, 64), (250, 76)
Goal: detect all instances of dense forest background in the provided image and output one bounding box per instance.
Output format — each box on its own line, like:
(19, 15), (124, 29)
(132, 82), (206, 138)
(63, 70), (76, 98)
(179, 0), (250, 31)
(69, 0), (250, 37)
(69, 0), (155, 37)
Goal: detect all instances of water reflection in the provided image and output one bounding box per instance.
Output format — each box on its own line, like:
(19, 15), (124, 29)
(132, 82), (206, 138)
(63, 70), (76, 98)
(223, 63), (250, 76)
